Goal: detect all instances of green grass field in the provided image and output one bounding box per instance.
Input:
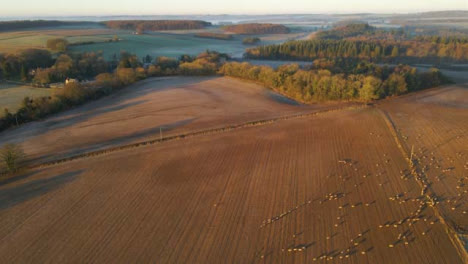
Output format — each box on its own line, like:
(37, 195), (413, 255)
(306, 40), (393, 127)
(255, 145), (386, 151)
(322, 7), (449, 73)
(0, 82), (53, 114)
(69, 33), (248, 59)
(0, 25), (307, 58)
(69, 31), (307, 59)
(0, 28), (113, 53)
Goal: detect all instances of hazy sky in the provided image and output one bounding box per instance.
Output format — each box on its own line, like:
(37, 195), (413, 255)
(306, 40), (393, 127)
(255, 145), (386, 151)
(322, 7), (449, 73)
(1, 0), (467, 16)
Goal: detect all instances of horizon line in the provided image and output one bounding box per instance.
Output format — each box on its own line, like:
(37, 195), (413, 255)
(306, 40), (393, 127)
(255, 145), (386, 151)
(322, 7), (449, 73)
(1, 9), (467, 18)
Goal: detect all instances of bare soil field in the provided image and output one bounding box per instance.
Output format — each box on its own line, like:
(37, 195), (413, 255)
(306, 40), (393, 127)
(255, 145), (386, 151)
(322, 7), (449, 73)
(0, 76), (346, 165)
(379, 83), (468, 235)
(0, 74), (466, 263)
(0, 107), (465, 263)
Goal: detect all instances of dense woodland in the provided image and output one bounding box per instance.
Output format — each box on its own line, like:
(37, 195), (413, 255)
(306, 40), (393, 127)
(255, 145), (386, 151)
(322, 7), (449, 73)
(0, 20), (97, 32)
(223, 23), (290, 34)
(246, 23), (468, 63)
(219, 61), (448, 103)
(246, 38), (468, 62)
(104, 20), (211, 33)
(315, 23), (395, 40)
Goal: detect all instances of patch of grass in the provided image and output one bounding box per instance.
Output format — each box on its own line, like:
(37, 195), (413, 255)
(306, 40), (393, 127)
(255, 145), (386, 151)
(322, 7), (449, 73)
(0, 29), (113, 53)
(69, 32), (301, 59)
(69, 33), (243, 58)
(0, 83), (53, 114)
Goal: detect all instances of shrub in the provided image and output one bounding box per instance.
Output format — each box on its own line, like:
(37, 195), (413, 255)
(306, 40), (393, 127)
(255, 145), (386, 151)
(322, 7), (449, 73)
(243, 37), (261, 45)
(179, 60), (217, 75)
(115, 68), (137, 85)
(0, 143), (25, 173)
(59, 82), (88, 104)
(46, 38), (69, 52)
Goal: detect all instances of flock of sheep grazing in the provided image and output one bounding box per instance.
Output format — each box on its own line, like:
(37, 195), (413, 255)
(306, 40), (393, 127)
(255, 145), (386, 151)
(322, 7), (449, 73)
(257, 130), (467, 262)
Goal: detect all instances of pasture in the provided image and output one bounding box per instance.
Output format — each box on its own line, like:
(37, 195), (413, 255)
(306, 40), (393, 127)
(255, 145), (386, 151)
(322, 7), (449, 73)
(0, 82), (53, 114)
(0, 28), (113, 53)
(0, 75), (467, 263)
(0, 25), (307, 58)
(68, 31), (304, 59)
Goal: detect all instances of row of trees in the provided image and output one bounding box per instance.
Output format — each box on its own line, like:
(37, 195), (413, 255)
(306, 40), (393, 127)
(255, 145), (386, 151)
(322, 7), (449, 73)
(223, 23), (289, 35)
(0, 20), (96, 32)
(104, 20), (211, 33)
(245, 39), (468, 62)
(195, 32), (234, 40)
(219, 62), (448, 103)
(315, 23), (386, 40)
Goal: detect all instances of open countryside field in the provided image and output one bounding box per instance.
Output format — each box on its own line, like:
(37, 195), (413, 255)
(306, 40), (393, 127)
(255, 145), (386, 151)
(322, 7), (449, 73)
(0, 74), (467, 263)
(0, 104), (466, 263)
(0, 28), (113, 53)
(0, 25), (308, 58)
(69, 31), (306, 59)
(379, 83), (468, 235)
(0, 76), (354, 165)
(0, 82), (53, 114)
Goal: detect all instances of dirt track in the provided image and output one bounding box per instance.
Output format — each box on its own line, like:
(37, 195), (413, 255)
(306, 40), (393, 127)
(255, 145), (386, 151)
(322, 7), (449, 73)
(0, 77), (467, 263)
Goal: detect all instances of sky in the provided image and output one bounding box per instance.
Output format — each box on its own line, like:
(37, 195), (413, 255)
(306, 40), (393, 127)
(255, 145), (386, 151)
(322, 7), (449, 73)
(1, 0), (467, 16)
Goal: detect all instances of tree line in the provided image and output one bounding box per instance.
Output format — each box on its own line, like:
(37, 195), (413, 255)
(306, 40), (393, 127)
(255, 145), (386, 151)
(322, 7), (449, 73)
(245, 38), (468, 63)
(104, 20), (211, 33)
(315, 23), (392, 40)
(0, 20), (97, 32)
(222, 23), (290, 35)
(195, 32), (233, 40)
(219, 61), (449, 103)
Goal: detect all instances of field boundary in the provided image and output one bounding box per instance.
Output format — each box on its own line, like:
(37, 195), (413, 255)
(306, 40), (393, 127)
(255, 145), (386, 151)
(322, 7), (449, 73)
(377, 107), (468, 262)
(16, 104), (368, 171)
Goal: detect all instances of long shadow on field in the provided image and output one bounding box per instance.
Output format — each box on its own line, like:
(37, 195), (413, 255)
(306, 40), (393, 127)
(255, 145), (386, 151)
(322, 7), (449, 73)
(37, 118), (197, 163)
(0, 76), (216, 144)
(0, 169), (44, 187)
(0, 170), (83, 210)
(265, 90), (301, 106)
(45, 99), (149, 130)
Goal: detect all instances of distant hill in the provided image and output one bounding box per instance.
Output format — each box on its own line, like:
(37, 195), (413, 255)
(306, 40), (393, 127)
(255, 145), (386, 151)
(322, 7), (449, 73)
(104, 20), (211, 32)
(222, 23), (290, 34)
(394, 10), (468, 19)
